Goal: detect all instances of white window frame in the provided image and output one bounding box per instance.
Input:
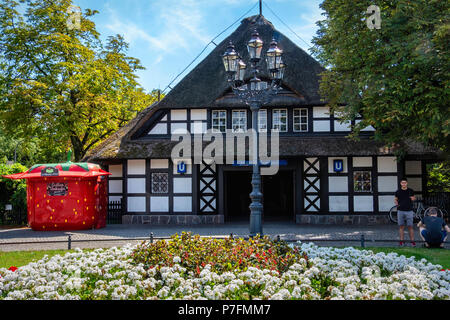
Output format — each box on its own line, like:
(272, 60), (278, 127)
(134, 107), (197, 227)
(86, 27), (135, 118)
(293, 108), (308, 132)
(212, 110), (227, 133)
(232, 110), (247, 132)
(272, 109), (288, 132)
(258, 109), (267, 132)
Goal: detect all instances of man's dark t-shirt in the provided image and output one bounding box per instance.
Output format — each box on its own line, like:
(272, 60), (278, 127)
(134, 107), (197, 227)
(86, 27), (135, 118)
(423, 216), (446, 244)
(395, 188), (414, 211)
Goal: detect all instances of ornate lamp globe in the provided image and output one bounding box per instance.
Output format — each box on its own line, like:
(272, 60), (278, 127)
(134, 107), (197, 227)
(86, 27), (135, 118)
(266, 38), (283, 71)
(271, 61), (286, 80)
(235, 59), (247, 82)
(222, 41), (239, 74)
(247, 29), (264, 61)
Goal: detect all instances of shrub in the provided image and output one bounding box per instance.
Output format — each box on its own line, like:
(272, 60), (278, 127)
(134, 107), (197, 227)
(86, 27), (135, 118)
(0, 162), (28, 211)
(131, 232), (308, 275)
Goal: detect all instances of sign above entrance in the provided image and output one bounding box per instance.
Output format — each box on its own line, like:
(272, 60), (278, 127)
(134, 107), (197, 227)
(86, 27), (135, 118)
(232, 160), (288, 167)
(41, 167), (59, 177)
(333, 159), (344, 172)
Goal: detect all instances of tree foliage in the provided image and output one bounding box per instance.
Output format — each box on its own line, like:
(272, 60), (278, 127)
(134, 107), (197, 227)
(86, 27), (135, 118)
(0, 160), (28, 211)
(427, 161), (450, 193)
(311, 0), (450, 156)
(0, 0), (159, 161)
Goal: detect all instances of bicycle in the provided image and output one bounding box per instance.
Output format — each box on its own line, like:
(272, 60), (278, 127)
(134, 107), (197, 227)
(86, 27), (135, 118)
(388, 200), (444, 224)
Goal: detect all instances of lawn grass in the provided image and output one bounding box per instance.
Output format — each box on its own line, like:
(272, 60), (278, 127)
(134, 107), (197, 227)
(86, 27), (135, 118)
(1, 246), (449, 270)
(0, 250), (77, 269)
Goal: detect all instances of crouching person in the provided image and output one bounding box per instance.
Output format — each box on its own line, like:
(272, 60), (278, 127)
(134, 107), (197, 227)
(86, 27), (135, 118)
(417, 207), (450, 248)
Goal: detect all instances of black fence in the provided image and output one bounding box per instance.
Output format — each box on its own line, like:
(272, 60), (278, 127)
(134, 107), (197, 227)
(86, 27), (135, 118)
(107, 200), (124, 224)
(0, 206), (27, 226)
(0, 201), (124, 226)
(0, 233), (446, 251)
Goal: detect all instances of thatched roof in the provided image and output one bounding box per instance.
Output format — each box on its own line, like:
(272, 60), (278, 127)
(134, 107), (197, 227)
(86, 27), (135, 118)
(83, 15), (441, 162)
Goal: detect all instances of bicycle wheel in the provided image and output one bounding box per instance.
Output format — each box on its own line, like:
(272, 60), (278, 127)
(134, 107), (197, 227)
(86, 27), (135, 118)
(389, 206), (398, 224)
(424, 207), (444, 218)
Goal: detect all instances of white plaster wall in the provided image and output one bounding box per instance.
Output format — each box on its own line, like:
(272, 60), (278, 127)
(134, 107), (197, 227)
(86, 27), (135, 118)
(171, 109), (187, 121)
(407, 177), (422, 192)
(378, 195), (395, 212)
(201, 196), (216, 212)
(304, 177), (320, 191)
(328, 157), (348, 173)
(378, 176), (398, 192)
(313, 120), (330, 132)
(127, 178), (146, 194)
(353, 196), (373, 212)
(334, 120), (351, 132)
(108, 180), (123, 193)
(151, 159), (169, 169)
(191, 109), (207, 120)
(191, 121), (207, 134)
(355, 120), (376, 131)
(329, 196), (349, 212)
(173, 196), (192, 212)
(150, 196), (169, 212)
(353, 157), (372, 167)
(405, 161), (422, 175)
(173, 177), (192, 194)
(108, 165), (123, 177)
(200, 178), (216, 192)
(377, 157), (397, 173)
(313, 106), (330, 118)
(127, 159), (146, 175)
(127, 197), (146, 212)
(171, 122), (188, 134)
(305, 196), (320, 212)
(148, 123), (167, 135)
(304, 158), (320, 174)
(329, 176), (348, 192)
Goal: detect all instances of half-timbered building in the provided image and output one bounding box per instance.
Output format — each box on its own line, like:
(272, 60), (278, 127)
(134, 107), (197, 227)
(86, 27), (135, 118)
(84, 15), (442, 225)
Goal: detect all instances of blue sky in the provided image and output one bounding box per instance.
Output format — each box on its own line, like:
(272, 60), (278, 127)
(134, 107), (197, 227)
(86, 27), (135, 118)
(73, 0), (325, 94)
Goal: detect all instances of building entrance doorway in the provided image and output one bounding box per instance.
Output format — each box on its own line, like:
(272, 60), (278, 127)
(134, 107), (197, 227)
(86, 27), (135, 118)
(224, 170), (294, 222)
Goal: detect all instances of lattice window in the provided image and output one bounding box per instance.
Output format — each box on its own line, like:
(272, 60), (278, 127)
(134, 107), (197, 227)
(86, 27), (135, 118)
(273, 109), (287, 132)
(258, 109), (267, 132)
(212, 110), (227, 133)
(151, 173), (169, 194)
(293, 108), (308, 132)
(232, 110), (247, 132)
(354, 171), (372, 192)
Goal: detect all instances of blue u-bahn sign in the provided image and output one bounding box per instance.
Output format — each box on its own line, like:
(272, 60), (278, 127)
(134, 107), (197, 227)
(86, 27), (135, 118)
(333, 159), (344, 172)
(177, 161), (187, 174)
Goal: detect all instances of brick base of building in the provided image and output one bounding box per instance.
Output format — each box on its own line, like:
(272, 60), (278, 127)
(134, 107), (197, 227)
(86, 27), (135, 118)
(296, 214), (390, 225)
(122, 214), (225, 225)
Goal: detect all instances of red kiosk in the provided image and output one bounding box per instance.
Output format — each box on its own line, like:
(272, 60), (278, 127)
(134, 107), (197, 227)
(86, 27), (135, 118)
(4, 156), (111, 231)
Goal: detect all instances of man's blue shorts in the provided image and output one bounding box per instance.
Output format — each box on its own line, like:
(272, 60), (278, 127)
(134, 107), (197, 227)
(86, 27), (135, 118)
(421, 229), (447, 246)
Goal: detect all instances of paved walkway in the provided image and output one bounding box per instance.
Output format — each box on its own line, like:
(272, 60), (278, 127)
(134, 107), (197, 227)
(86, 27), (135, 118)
(0, 223), (447, 251)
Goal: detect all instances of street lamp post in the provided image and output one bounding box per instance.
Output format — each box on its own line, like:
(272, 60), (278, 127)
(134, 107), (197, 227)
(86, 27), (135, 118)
(222, 29), (285, 237)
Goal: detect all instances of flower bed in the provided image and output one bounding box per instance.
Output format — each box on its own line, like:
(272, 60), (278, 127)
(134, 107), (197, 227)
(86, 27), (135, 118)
(0, 233), (449, 300)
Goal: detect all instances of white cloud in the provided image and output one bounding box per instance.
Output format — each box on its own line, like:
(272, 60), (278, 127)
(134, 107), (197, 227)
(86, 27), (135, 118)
(104, 1), (212, 55)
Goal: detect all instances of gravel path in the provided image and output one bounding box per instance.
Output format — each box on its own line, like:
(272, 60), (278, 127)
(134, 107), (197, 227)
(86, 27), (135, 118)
(0, 223), (447, 251)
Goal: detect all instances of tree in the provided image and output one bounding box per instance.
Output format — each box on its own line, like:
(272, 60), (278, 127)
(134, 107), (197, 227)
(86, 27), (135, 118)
(311, 0), (450, 157)
(0, 160), (28, 212)
(0, 0), (159, 161)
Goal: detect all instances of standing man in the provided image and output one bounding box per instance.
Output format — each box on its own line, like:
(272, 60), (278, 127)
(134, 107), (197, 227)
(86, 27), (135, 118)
(394, 178), (416, 247)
